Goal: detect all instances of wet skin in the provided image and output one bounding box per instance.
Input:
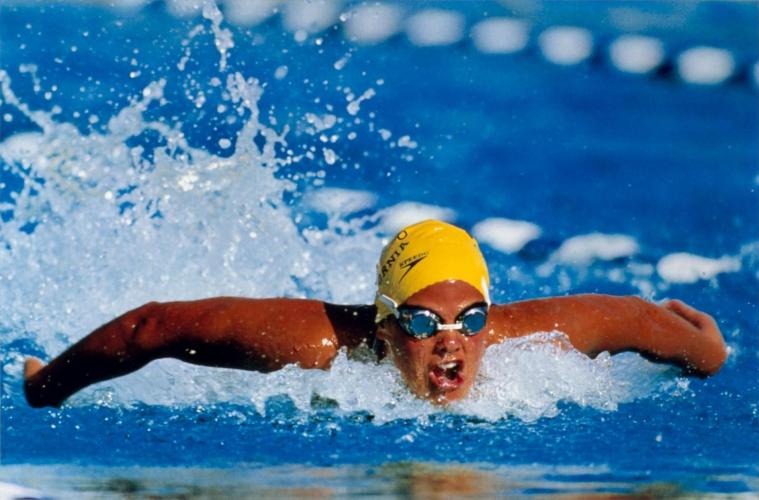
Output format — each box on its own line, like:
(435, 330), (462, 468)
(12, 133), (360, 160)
(24, 281), (728, 408)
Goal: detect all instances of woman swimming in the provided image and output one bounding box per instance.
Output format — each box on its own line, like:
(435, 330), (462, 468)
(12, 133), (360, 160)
(24, 220), (727, 407)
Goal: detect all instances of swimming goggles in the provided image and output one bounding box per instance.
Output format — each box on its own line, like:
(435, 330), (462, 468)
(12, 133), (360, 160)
(378, 294), (489, 339)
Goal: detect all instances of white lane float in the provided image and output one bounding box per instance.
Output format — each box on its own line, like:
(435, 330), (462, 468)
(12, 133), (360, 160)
(165, 0), (203, 18)
(344, 3), (404, 45)
(405, 9), (465, 47)
(537, 26), (593, 66)
(470, 17), (530, 55)
(608, 34), (665, 75)
(302, 187), (378, 216)
(380, 201), (456, 233)
(282, 0), (342, 36)
(552, 233), (640, 265)
(222, 0), (281, 27)
(471, 218), (542, 253)
(656, 252), (740, 284)
(676, 46), (736, 85)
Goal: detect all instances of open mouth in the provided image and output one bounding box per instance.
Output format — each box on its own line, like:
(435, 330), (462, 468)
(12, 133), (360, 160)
(429, 360), (464, 391)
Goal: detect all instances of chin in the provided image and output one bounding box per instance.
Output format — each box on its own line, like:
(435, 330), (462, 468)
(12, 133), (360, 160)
(423, 377), (474, 404)
(430, 392), (464, 404)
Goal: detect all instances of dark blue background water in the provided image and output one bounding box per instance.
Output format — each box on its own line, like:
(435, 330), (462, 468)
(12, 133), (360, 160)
(1, 1), (757, 495)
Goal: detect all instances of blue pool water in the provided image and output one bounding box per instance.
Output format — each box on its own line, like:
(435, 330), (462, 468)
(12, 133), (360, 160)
(1, 1), (758, 496)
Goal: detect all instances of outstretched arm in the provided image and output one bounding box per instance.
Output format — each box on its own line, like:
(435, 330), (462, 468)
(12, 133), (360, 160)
(490, 294), (727, 376)
(24, 298), (375, 408)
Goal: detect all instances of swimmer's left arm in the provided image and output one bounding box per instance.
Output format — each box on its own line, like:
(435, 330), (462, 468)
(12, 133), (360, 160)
(490, 294), (727, 376)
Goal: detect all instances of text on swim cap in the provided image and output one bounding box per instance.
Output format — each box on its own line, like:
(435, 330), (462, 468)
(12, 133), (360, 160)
(379, 242), (408, 281)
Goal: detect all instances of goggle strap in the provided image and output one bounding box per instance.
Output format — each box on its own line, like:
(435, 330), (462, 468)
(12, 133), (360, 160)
(378, 294), (400, 316)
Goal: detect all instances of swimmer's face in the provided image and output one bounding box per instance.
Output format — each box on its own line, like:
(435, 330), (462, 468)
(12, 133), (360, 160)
(377, 280), (491, 404)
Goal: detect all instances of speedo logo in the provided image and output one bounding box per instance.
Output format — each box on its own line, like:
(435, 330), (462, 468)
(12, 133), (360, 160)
(379, 242), (409, 280)
(399, 252), (429, 281)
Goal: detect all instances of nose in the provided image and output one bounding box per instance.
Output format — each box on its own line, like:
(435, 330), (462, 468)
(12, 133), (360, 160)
(433, 330), (462, 356)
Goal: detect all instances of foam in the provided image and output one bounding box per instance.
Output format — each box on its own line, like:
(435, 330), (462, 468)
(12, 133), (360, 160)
(656, 252), (741, 284)
(551, 233), (639, 265)
(538, 26), (593, 66)
(343, 3), (404, 45)
(405, 9), (465, 47)
(282, 0), (342, 36)
(676, 46), (735, 85)
(470, 18), (530, 55)
(455, 334), (677, 422)
(471, 217), (541, 253)
(608, 35), (665, 75)
(34, 333), (675, 423)
(379, 201), (456, 234)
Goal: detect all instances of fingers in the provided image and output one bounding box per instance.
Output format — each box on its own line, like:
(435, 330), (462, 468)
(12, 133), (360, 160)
(663, 300), (715, 331)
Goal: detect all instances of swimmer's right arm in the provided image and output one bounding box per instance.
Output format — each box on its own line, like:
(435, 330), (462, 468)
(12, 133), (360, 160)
(23, 298), (376, 408)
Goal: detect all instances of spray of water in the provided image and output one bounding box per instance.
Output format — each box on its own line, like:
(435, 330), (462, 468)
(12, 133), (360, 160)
(0, 2), (681, 421)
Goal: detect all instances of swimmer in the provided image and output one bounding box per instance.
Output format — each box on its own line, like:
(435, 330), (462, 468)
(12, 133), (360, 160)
(23, 220), (727, 408)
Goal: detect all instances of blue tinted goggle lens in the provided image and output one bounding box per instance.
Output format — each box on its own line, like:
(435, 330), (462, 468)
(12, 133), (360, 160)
(398, 306), (488, 339)
(460, 307), (487, 334)
(407, 313), (437, 337)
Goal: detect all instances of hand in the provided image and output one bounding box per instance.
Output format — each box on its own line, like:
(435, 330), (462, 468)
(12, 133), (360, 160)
(661, 299), (727, 375)
(24, 357), (51, 408)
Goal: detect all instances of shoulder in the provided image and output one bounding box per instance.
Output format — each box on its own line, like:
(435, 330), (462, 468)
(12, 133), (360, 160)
(323, 303), (377, 351)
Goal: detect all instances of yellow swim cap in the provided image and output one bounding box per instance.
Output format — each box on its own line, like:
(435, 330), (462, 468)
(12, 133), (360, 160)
(375, 220), (490, 322)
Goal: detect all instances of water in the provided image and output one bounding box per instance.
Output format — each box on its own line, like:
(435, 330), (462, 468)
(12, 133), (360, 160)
(1, 1), (758, 496)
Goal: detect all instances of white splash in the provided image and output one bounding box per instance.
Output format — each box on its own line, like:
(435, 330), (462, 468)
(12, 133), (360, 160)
(455, 333), (678, 422)
(28, 333), (680, 423)
(202, 0), (234, 72)
(0, 57), (381, 405)
(346, 88), (375, 116)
